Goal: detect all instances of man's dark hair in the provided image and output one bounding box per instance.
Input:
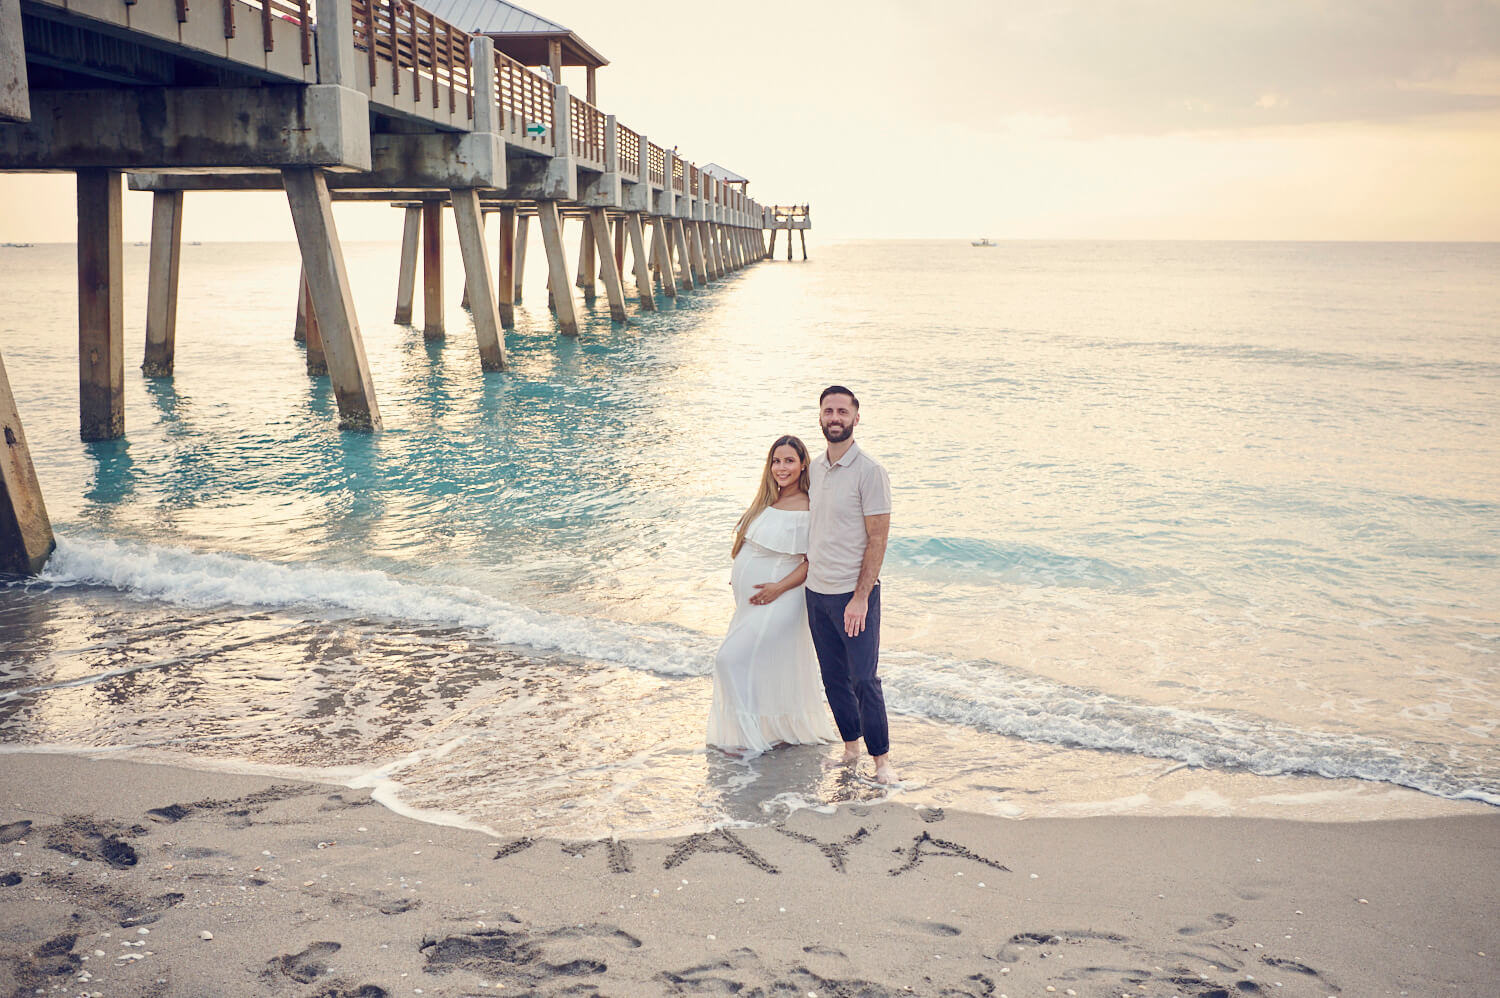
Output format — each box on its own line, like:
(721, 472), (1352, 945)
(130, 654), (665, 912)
(819, 385), (860, 409)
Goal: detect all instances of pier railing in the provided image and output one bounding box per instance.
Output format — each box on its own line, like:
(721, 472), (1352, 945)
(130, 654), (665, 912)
(350, 0), (473, 119)
(671, 158), (685, 194)
(493, 49), (554, 152)
(569, 95), (606, 169)
(617, 124), (641, 182)
(225, 0), (314, 64)
(647, 142), (667, 189)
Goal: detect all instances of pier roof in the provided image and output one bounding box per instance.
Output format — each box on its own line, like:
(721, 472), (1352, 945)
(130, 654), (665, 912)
(419, 0), (609, 68)
(702, 164), (749, 185)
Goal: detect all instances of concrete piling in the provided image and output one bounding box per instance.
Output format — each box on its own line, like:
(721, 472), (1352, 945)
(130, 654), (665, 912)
(496, 205), (516, 328)
(672, 219), (695, 290)
(142, 190), (183, 378)
(302, 277), (326, 376)
(535, 200), (579, 337)
(394, 205), (421, 324)
(513, 215), (528, 304)
(77, 169), (125, 442)
(589, 207), (628, 323)
(575, 213), (596, 298)
(626, 212), (654, 310)
(648, 217), (676, 298)
(451, 188), (507, 371)
(422, 201), (443, 340)
(0, 349), (54, 576)
(283, 167), (381, 431)
(294, 270), (308, 343)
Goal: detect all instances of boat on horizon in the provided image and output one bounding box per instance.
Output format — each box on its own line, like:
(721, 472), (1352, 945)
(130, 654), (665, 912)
(971, 238), (995, 247)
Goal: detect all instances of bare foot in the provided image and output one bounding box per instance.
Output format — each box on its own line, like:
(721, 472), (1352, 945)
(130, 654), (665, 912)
(823, 742), (861, 770)
(872, 755), (897, 785)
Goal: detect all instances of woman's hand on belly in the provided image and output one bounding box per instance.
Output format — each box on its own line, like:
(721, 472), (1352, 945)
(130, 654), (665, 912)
(748, 582), (785, 606)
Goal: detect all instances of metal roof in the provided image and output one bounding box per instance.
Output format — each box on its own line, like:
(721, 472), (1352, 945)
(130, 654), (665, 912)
(419, 0), (564, 33)
(702, 163), (749, 184)
(419, 0), (609, 67)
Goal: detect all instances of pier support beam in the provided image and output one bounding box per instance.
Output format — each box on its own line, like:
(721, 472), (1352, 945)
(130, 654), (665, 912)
(626, 212), (654, 310)
(451, 189), (507, 371)
(589, 207), (628, 324)
(513, 214), (528, 304)
(394, 205), (420, 324)
(422, 201), (444, 340)
(767, 227), (777, 260)
(575, 213), (596, 298)
(142, 190), (184, 378)
(496, 206), (516, 328)
(0, 350), (54, 576)
(613, 217), (626, 282)
(1, 0), (29, 124)
(689, 222), (709, 286)
(301, 277), (326, 375)
(283, 168), (381, 431)
(672, 219), (695, 290)
(707, 223), (724, 278)
(649, 217), (676, 299)
(294, 270), (308, 342)
(535, 201), (579, 337)
(77, 169), (124, 441)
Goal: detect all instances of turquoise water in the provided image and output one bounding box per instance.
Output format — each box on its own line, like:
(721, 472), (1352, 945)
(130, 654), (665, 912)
(2, 237), (1498, 836)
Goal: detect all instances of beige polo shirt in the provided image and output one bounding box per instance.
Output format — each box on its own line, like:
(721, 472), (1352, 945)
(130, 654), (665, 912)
(807, 440), (892, 595)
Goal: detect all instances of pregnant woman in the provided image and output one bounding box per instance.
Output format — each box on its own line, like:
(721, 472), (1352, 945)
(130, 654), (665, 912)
(706, 434), (839, 756)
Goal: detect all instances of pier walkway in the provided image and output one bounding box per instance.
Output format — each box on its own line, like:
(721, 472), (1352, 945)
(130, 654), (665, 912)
(0, 0), (810, 574)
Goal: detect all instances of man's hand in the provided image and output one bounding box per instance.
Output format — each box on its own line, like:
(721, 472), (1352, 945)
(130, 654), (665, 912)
(844, 593), (869, 636)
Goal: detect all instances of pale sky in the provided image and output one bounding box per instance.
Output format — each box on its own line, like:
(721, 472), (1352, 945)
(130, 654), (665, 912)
(3, 0), (1498, 241)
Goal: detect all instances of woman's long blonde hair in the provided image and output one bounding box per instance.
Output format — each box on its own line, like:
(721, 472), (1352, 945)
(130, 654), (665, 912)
(731, 435), (811, 557)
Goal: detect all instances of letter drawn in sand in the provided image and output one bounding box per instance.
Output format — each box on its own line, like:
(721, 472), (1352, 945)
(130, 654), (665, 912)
(775, 825), (874, 873)
(888, 830), (1012, 877)
(663, 830), (778, 874)
(493, 837), (536, 860)
(559, 838), (635, 874)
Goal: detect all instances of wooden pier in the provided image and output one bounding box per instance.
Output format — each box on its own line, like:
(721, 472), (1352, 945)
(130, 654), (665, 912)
(0, 0), (812, 575)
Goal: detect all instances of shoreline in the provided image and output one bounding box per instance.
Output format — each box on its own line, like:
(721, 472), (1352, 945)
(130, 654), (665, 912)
(2, 753), (1496, 997)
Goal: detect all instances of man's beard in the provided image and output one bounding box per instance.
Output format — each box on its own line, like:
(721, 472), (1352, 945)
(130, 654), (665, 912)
(821, 421), (853, 443)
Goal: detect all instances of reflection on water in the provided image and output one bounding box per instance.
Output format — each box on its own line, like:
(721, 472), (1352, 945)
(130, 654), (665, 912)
(1, 582), (1488, 837)
(2, 240), (1498, 833)
(83, 437), (137, 508)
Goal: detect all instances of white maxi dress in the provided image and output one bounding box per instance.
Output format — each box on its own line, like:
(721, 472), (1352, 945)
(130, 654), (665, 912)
(706, 507), (839, 754)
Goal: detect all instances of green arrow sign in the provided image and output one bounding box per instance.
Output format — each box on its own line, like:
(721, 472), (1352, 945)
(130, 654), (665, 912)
(526, 123), (547, 136)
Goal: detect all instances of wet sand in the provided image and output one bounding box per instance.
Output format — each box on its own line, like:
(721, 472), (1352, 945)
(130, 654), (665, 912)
(1, 752), (1495, 997)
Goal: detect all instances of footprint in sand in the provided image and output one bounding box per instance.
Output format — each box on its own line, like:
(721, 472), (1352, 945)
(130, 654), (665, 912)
(0, 820), (32, 843)
(146, 804), (193, 823)
(904, 919), (962, 937)
(1177, 912), (1237, 936)
(268, 941), (342, 983)
(43, 818), (139, 869)
(423, 922), (640, 984)
(802, 944), (847, 958)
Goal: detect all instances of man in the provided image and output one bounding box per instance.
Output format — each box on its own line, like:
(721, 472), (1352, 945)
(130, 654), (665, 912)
(805, 385), (895, 784)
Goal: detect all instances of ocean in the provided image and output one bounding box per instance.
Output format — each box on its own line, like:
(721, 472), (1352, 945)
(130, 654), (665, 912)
(2, 236), (1497, 838)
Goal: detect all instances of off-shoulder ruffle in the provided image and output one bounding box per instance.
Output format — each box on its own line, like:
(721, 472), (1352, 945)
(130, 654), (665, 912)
(743, 507), (809, 556)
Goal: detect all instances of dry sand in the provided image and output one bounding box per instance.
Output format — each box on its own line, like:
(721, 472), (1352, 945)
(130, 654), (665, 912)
(1, 752), (1495, 997)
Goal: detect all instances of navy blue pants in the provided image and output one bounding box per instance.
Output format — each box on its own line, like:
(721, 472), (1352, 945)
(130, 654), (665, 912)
(805, 585), (889, 757)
